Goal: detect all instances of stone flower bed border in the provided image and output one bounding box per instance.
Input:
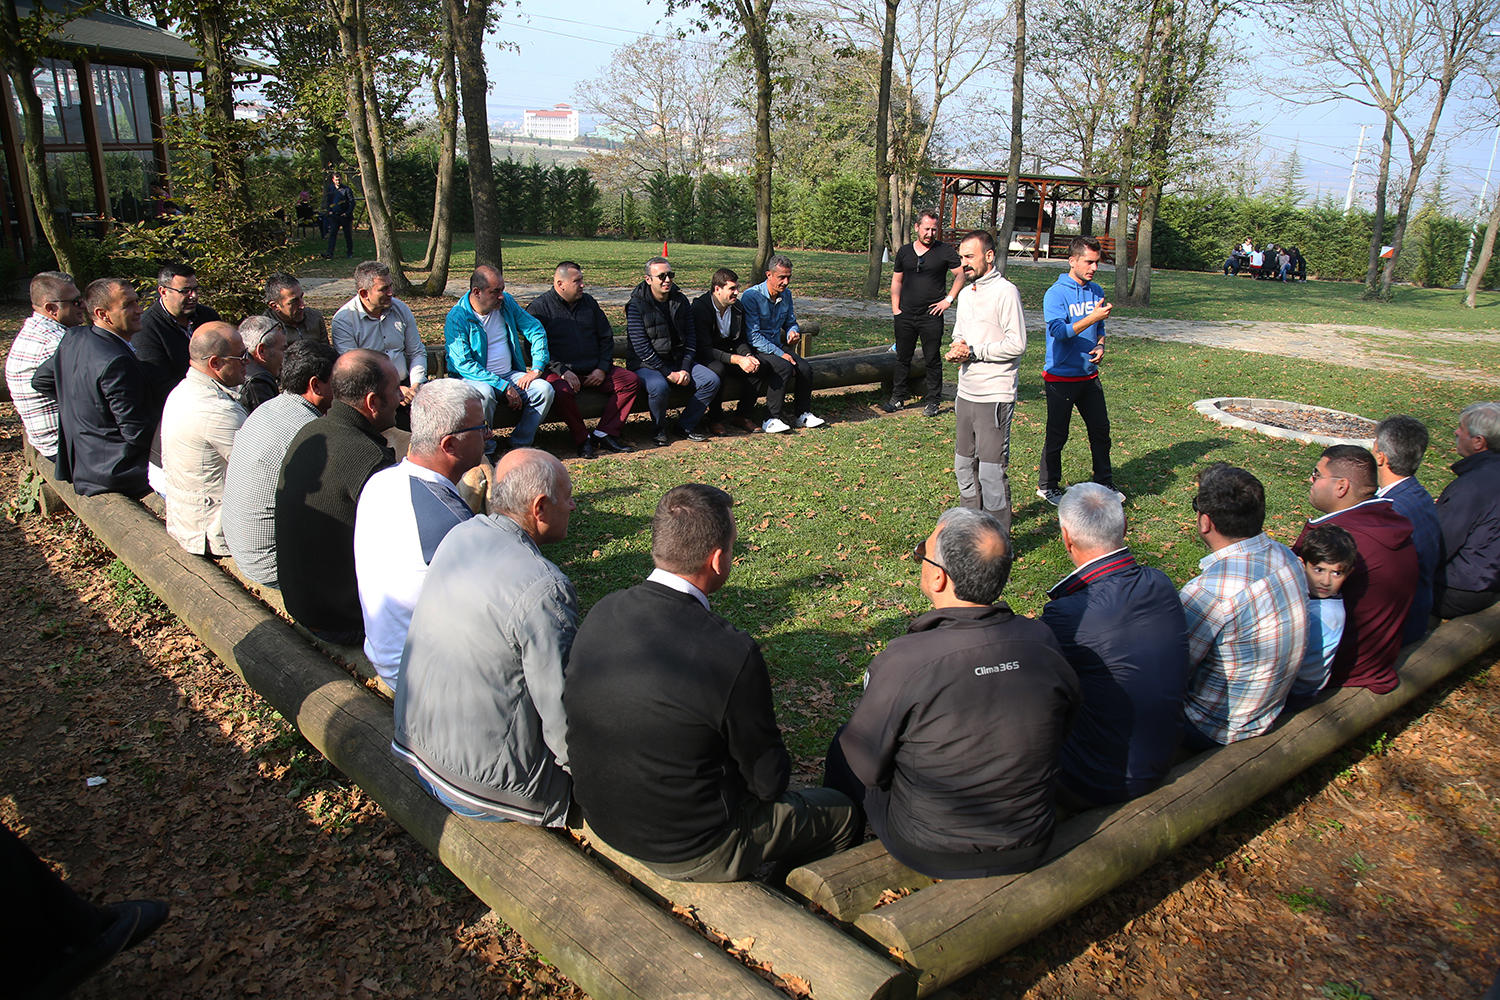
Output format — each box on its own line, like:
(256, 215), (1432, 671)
(1194, 397), (1376, 448)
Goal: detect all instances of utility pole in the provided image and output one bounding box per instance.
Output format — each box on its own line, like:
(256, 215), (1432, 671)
(1459, 124), (1500, 287)
(1344, 124), (1371, 215)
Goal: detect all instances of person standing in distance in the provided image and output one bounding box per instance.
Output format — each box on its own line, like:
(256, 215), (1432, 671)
(885, 211), (966, 417)
(1037, 235), (1122, 506)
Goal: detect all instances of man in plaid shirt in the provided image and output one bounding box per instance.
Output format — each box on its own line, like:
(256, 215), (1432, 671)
(5, 272), (87, 459)
(1179, 464), (1309, 748)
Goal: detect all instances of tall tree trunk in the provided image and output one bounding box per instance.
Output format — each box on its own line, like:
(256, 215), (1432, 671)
(743, 0), (776, 282)
(1379, 80), (1460, 298)
(355, 15), (392, 202)
(2, 5), (77, 276)
(1111, 0), (1160, 303)
(1129, 182), (1161, 303)
(335, 0), (409, 294)
(864, 0), (899, 298)
(421, 37), (458, 294)
(1464, 186), (1500, 309)
(1363, 113), (1395, 298)
(446, 0), (503, 270)
(995, 0), (1025, 278)
(193, 4), (247, 200)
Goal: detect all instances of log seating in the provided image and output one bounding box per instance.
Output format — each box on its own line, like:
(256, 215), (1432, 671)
(23, 372), (1500, 999)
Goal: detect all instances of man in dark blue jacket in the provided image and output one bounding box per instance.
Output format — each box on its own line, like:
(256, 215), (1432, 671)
(1435, 402), (1500, 618)
(1373, 414), (1442, 642)
(1043, 483), (1189, 808)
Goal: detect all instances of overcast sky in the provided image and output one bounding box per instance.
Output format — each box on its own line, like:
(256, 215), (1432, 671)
(481, 0), (1499, 214)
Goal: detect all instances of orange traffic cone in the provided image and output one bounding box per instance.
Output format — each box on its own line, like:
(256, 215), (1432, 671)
(663, 241), (669, 257)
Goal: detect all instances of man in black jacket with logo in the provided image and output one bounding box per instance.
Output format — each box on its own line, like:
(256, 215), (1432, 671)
(691, 267), (763, 435)
(133, 262), (222, 411)
(566, 483), (859, 882)
(825, 507), (1079, 879)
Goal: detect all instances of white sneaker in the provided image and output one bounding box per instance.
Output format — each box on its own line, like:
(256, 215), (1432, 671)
(795, 412), (826, 428)
(763, 417), (791, 434)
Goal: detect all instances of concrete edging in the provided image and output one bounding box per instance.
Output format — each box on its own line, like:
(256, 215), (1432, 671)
(1194, 397), (1375, 447)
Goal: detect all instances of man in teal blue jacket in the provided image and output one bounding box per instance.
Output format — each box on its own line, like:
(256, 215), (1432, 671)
(445, 266), (554, 449)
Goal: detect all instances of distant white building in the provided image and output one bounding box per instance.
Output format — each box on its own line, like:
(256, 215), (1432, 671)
(522, 103), (579, 141)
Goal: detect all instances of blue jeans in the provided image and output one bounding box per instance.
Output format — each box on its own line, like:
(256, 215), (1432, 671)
(634, 364), (720, 432)
(417, 774), (512, 823)
(471, 375), (555, 447)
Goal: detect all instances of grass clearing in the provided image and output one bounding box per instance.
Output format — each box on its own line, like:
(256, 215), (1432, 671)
(291, 232), (1500, 330)
(504, 331), (1489, 763)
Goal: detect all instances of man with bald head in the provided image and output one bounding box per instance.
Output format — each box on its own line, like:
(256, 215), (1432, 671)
(276, 349), (401, 642)
(527, 261), (638, 458)
(1294, 444), (1418, 694)
(446, 265), (554, 452)
(394, 448), (578, 826)
(7, 271), (86, 459)
(159, 322), (248, 555)
(236, 316), (288, 414)
(32, 278), (154, 498)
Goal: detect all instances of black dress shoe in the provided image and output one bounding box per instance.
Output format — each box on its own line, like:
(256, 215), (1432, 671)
(577, 439), (598, 459)
(685, 428), (709, 443)
(653, 428), (670, 446)
(20, 905), (142, 1000)
(597, 434), (633, 453)
(113, 899), (170, 951)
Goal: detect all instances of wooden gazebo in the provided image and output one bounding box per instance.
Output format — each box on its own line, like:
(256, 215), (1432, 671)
(933, 169), (1146, 266)
(0, 0), (262, 268)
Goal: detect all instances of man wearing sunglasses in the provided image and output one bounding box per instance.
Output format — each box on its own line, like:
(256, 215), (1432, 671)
(625, 257), (719, 445)
(825, 507), (1078, 880)
(7, 271), (86, 460)
(159, 322), (249, 555)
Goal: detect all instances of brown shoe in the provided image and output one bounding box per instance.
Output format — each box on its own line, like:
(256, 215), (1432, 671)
(708, 422), (727, 436)
(730, 416), (757, 433)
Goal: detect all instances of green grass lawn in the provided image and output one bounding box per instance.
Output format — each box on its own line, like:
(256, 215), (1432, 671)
(507, 331), (1485, 766)
(293, 231), (1500, 332)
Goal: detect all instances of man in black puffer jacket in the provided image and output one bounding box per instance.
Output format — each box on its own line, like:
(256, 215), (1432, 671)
(625, 257), (720, 446)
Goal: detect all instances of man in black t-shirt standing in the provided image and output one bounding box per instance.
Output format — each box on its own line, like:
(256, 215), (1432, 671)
(886, 210), (966, 417)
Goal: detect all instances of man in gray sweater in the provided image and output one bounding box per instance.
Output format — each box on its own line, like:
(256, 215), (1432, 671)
(945, 231), (1028, 535)
(393, 449), (578, 827)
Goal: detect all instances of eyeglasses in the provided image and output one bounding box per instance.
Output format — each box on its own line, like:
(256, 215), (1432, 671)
(451, 422), (489, 436)
(651, 271), (675, 281)
(912, 539), (944, 573)
(161, 285), (200, 296)
(1308, 470), (1344, 483)
(214, 351), (250, 363)
(47, 297), (84, 307)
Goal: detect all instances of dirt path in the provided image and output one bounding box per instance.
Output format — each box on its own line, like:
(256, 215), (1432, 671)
(303, 278), (1500, 386)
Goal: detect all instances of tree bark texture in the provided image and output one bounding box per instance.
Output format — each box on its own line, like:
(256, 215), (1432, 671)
(996, 0), (1025, 278)
(1363, 113), (1395, 298)
(420, 34), (458, 293)
(864, 0), (899, 298)
(447, 0), (504, 270)
(1464, 187), (1500, 309)
(739, 0), (777, 282)
(2, 4), (78, 276)
(1111, 0), (1159, 303)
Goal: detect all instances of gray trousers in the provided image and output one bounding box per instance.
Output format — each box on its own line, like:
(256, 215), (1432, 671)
(641, 788), (860, 883)
(954, 396), (1014, 535)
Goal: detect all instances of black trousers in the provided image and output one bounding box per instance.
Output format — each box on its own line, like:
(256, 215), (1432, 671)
(1435, 586), (1499, 619)
(327, 213), (354, 255)
(2, 823), (109, 993)
(703, 358), (764, 421)
(1038, 376), (1114, 491)
(757, 351), (812, 420)
(893, 311), (944, 404)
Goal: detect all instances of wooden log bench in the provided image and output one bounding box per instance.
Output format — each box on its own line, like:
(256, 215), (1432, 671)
(22, 448), (1500, 1000)
(783, 607), (1500, 993)
(421, 327), (928, 429)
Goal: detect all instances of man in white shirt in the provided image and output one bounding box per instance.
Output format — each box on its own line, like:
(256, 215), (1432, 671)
(355, 380), (486, 688)
(159, 322), (248, 555)
(331, 260), (426, 411)
(945, 230), (1027, 535)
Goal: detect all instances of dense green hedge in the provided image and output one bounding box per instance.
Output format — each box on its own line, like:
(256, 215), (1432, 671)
(1153, 192), (1500, 288)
